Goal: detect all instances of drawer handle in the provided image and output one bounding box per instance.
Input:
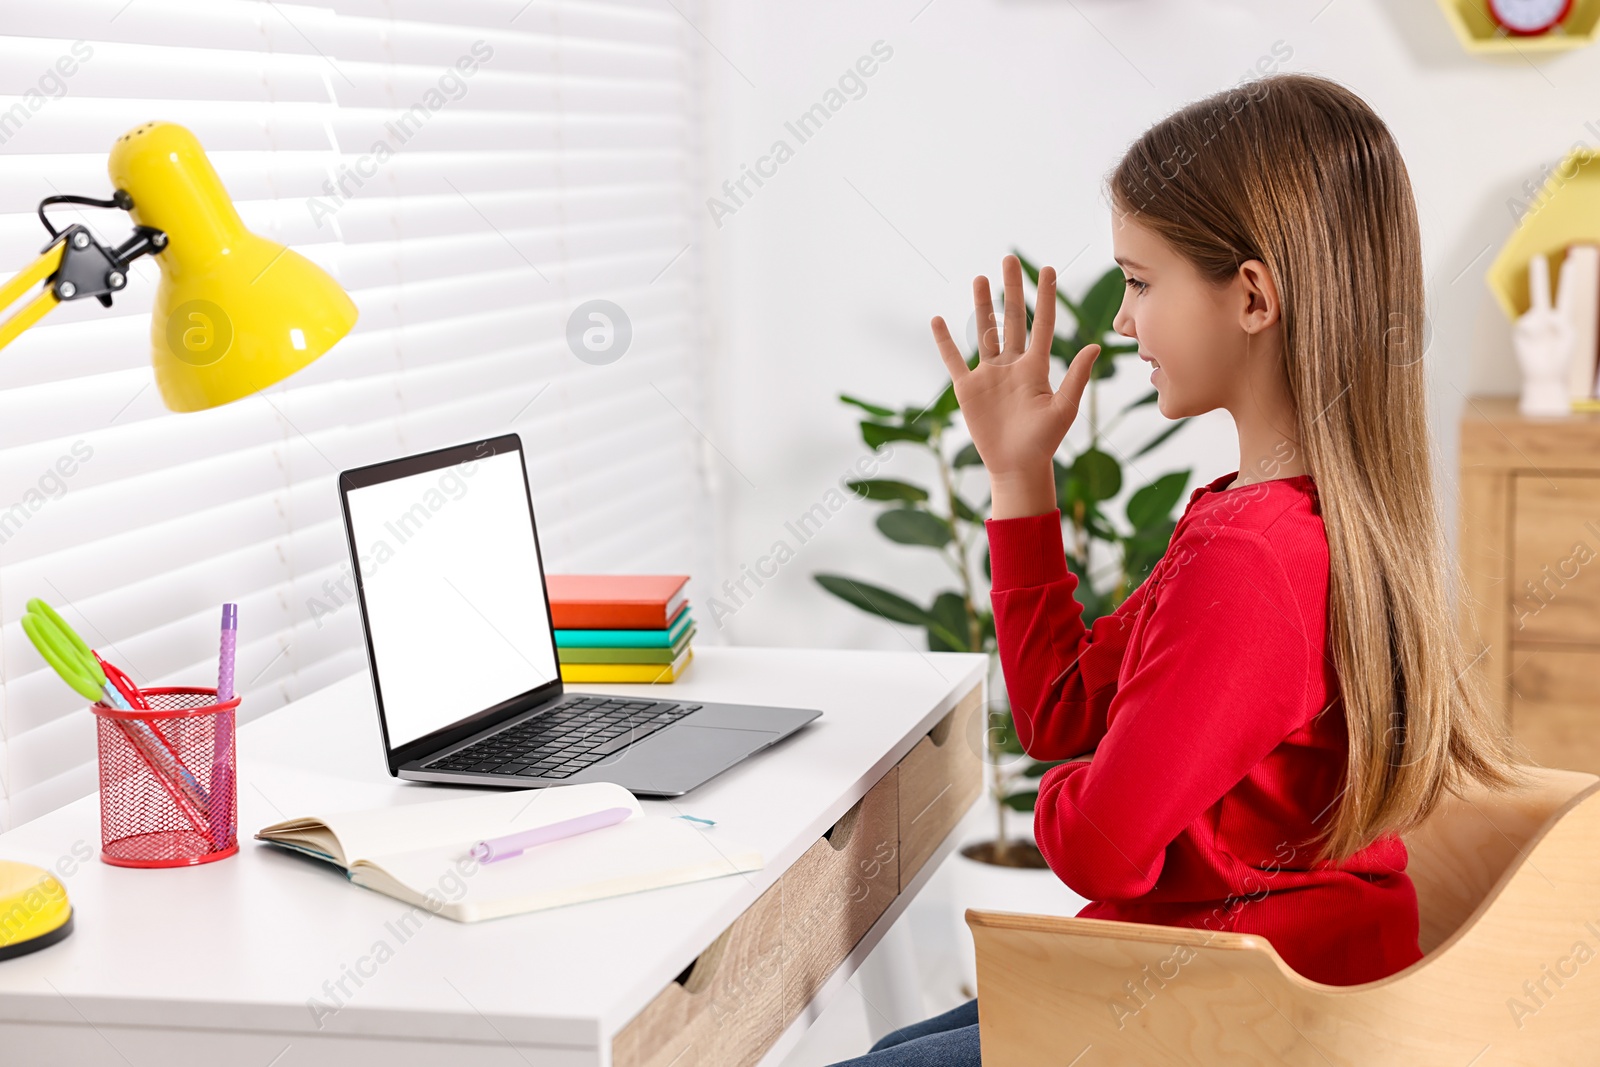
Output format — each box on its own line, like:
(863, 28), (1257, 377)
(822, 793), (867, 851)
(671, 924), (734, 996)
(924, 705), (957, 748)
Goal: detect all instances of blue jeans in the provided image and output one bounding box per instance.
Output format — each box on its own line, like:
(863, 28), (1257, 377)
(824, 997), (980, 1066)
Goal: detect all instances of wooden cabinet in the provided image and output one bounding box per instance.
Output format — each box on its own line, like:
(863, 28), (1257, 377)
(1460, 396), (1600, 773)
(612, 682), (983, 1067)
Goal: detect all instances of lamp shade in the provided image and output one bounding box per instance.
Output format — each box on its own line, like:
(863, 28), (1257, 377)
(107, 122), (357, 412)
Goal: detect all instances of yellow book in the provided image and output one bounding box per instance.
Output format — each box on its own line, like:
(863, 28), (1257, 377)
(559, 646), (693, 684)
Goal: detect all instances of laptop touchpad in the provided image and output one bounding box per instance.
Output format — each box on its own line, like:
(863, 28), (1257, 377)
(601, 725), (779, 791)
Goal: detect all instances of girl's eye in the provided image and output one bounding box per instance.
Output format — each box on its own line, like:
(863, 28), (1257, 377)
(1124, 278), (1148, 293)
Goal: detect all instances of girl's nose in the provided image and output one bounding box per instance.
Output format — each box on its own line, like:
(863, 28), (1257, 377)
(1112, 301), (1135, 340)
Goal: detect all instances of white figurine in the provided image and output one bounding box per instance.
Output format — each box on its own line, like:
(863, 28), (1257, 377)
(1514, 250), (1575, 417)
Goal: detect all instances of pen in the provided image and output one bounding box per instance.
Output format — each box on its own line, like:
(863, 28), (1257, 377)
(470, 805), (632, 863)
(210, 603), (238, 849)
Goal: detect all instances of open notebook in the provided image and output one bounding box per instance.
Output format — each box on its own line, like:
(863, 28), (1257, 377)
(255, 780), (762, 922)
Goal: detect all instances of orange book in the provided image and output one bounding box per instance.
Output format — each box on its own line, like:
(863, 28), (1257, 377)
(546, 574), (690, 629)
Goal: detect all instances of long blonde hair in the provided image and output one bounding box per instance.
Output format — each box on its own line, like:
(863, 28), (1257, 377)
(1107, 73), (1529, 863)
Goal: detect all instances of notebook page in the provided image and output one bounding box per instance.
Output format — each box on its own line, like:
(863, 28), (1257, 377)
(361, 814), (762, 921)
(311, 780), (643, 863)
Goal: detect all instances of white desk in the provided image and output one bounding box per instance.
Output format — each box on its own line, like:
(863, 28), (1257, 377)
(0, 646), (986, 1066)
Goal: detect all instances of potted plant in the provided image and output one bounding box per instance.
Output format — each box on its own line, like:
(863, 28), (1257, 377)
(814, 252), (1195, 994)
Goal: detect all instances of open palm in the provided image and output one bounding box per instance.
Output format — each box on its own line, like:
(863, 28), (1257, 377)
(931, 254), (1101, 482)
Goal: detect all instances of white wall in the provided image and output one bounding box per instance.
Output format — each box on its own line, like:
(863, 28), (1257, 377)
(691, 0), (1595, 652)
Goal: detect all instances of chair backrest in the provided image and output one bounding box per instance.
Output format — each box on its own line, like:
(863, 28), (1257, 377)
(1401, 764), (1599, 954)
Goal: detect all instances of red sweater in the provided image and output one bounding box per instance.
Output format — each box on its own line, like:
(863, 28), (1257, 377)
(986, 470), (1423, 987)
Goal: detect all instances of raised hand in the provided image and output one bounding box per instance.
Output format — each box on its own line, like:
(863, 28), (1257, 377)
(930, 254), (1101, 519)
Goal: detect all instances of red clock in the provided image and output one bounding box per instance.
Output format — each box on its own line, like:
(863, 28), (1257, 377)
(1488, 0), (1573, 35)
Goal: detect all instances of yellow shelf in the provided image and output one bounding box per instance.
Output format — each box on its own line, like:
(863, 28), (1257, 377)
(1486, 147), (1600, 320)
(1436, 0), (1600, 54)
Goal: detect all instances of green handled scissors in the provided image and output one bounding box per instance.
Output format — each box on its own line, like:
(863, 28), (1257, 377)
(21, 598), (213, 828)
(21, 598), (136, 711)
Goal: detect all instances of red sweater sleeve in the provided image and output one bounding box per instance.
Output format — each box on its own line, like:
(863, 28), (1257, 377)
(986, 509), (1158, 760)
(997, 520), (1316, 903)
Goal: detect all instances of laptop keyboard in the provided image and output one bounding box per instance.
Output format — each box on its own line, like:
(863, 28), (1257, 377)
(422, 695), (701, 779)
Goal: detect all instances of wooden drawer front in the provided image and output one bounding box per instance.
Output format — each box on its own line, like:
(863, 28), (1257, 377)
(612, 879), (785, 1067)
(1510, 647), (1600, 776)
(780, 766), (900, 1019)
(898, 682), (983, 892)
(1511, 475), (1600, 644)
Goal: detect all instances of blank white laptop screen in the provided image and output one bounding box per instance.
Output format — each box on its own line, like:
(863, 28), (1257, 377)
(343, 449), (559, 748)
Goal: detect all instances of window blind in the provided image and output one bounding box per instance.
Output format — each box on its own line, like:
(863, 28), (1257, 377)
(0, 0), (714, 830)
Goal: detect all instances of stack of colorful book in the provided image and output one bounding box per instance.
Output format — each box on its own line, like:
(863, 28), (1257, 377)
(547, 575), (694, 683)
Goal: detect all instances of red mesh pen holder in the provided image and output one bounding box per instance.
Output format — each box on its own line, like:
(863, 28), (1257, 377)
(92, 686), (239, 868)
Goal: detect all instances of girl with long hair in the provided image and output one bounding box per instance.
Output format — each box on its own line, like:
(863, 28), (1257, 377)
(829, 71), (1526, 1066)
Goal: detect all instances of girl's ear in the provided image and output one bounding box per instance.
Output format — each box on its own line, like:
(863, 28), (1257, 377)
(1236, 258), (1281, 335)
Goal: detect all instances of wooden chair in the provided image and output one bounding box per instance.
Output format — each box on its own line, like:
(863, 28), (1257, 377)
(966, 765), (1600, 1065)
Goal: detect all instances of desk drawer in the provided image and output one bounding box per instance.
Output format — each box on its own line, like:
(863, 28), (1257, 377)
(898, 682), (983, 891)
(1510, 646), (1600, 775)
(612, 879), (784, 1067)
(781, 765), (900, 1019)
(1511, 475), (1600, 643)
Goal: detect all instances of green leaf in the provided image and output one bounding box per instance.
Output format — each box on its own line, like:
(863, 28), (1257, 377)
(1022, 759), (1070, 779)
(988, 709), (1026, 755)
(1120, 389), (1159, 414)
(1012, 249), (1082, 320)
(860, 422), (931, 450)
(840, 394), (895, 418)
(1065, 551), (1112, 621)
(927, 591), (970, 652)
(876, 507), (953, 548)
(1002, 790), (1040, 812)
(952, 494), (985, 524)
(929, 381), (960, 420)
(1083, 505), (1120, 542)
(902, 397), (954, 431)
(814, 574), (936, 628)
(845, 478), (929, 504)
(1129, 417), (1188, 460)
(952, 441), (983, 468)
(1015, 252), (1041, 287)
(1074, 267), (1126, 346)
(1125, 471), (1191, 529)
(1070, 448), (1122, 503)
(1122, 519), (1177, 587)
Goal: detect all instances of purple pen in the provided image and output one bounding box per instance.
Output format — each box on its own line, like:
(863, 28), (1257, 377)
(470, 806), (632, 863)
(209, 603), (238, 849)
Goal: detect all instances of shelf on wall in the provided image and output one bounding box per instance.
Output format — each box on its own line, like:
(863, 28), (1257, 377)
(1436, 0), (1600, 54)
(1487, 147), (1600, 320)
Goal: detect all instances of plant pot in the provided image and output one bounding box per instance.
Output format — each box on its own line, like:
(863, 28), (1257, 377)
(946, 834), (1089, 998)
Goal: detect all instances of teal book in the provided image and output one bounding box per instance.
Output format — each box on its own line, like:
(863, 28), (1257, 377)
(555, 606), (693, 648)
(558, 627), (696, 664)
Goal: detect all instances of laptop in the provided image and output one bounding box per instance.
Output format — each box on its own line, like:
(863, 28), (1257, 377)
(336, 434), (821, 797)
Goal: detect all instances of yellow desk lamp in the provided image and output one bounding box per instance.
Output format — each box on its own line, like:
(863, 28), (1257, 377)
(0, 124), (357, 961)
(0, 121), (357, 411)
(0, 861), (73, 962)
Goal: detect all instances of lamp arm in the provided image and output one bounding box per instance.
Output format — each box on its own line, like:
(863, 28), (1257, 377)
(0, 242), (64, 353)
(0, 191), (169, 354)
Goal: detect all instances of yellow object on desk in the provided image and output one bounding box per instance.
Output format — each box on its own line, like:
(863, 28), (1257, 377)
(0, 861), (73, 962)
(559, 647), (693, 684)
